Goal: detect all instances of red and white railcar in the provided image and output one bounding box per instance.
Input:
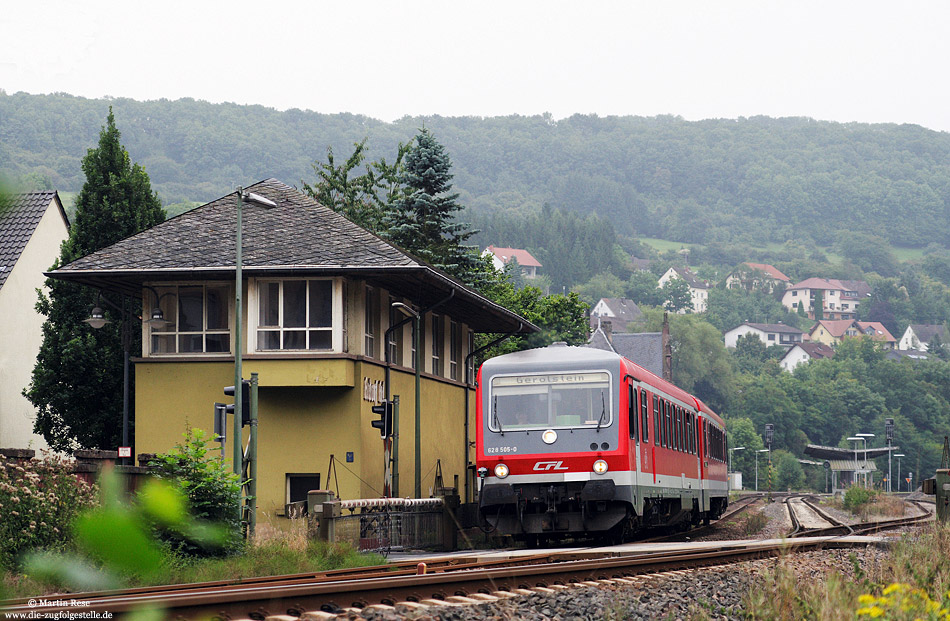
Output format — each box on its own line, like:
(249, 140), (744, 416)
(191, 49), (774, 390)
(476, 343), (728, 544)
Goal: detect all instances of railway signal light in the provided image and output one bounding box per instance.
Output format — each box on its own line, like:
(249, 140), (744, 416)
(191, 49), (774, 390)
(371, 400), (393, 438)
(764, 423), (774, 447)
(224, 380), (251, 427)
(885, 418), (895, 441)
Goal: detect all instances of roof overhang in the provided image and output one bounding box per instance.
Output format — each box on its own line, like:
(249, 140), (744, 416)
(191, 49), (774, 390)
(47, 264), (539, 335)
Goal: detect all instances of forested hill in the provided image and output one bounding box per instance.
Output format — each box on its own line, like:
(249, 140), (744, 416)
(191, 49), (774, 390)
(3, 91), (950, 248)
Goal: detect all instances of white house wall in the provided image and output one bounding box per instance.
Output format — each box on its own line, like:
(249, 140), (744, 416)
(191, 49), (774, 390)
(0, 203), (67, 449)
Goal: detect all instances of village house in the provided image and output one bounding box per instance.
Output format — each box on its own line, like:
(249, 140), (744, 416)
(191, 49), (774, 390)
(49, 179), (537, 516)
(657, 266), (710, 313)
(589, 297), (644, 332)
(723, 322), (806, 349)
(724, 262), (791, 293)
(481, 245), (542, 279)
(780, 342), (835, 372)
(898, 324), (946, 352)
(808, 319), (896, 349)
(781, 277), (870, 320)
(0, 191), (69, 449)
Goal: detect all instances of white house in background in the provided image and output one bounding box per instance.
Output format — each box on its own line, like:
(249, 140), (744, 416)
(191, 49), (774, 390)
(780, 342), (835, 372)
(482, 245), (542, 279)
(780, 277), (870, 320)
(589, 297), (644, 332)
(0, 191), (70, 449)
(657, 266), (710, 313)
(724, 262), (791, 293)
(724, 322), (806, 349)
(899, 324), (946, 351)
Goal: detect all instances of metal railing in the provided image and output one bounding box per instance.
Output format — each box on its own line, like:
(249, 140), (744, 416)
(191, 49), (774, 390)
(318, 497), (451, 555)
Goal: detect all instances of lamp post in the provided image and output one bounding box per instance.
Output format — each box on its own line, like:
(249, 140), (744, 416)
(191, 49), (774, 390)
(847, 436), (862, 487)
(895, 454), (905, 492)
(728, 446), (745, 473)
(755, 448), (769, 491)
(857, 433), (875, 488)
(392, 302), (422, 498)
(885, 418), (895, 493)
(233, 188), (277, 525)
(84, 295), (130, 462)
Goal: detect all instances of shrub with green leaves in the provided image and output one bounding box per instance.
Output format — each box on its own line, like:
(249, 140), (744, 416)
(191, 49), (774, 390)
(148, 429), (242, 556)
(0, 453), (97, 569)
(843, 485), (875, 511)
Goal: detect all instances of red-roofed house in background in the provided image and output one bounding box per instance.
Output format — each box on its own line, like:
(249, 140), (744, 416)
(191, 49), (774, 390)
(808, 319), (896, 349)
(781, 277), (870, 320)
(724, 262), (791, 293)
(482, 245), (542, 279)
(0, 191), (70, 450)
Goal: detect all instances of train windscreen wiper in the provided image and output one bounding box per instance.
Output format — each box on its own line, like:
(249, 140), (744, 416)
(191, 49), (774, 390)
(493, 395), (504, 435)
(596, 391), (607, 431)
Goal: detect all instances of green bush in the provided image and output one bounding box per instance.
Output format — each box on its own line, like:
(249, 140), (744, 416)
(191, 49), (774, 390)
(0, 454), (97, 569)
(148, 429), (242, 556)
(843, 485), (874, 511)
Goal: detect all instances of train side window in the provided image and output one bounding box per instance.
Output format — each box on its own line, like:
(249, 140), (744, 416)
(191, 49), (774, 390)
(677, 408), (683, 452)
(659, 400), (666, 447)
(689, 413), (695, 454)
(681, 409), (687, 453)
(673, 406), (679, 451)
(665, 401), (671, 449)
(653, 395), (660, 446)
(640, 389), (649, 443)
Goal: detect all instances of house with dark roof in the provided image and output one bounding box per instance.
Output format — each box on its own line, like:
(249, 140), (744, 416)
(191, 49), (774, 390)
(780, 342), (834, 372)
(589, 297), (644, 332)
(481, 245), (542, 279)
(724, 262), (791, 294)
(723, 322), (805, 349)
(898, 324), (945, 352)
(50, 179), (537, 513)
(657, 266), (710, 313)
(586, 320), (664, 378)
(0, 191), (69, 449)
(781, 277), (870, 320)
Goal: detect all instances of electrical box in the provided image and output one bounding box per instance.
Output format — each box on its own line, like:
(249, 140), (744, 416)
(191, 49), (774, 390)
(937, 469), (950, 522)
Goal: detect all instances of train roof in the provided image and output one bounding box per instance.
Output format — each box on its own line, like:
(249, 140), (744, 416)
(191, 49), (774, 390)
(480, 343), (725, 427)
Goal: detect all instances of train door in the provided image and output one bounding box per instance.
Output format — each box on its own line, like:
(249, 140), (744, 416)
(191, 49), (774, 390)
(626, 382), (643, 494)
(698, 416), (707, 511)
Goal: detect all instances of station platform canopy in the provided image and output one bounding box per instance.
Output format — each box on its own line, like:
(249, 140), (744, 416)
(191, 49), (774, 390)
(804, 443), (898, 461)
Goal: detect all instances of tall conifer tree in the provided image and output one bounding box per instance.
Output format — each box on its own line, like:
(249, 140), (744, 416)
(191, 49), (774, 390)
(383, 128), (483, 285)
(26, 109), (165, 451)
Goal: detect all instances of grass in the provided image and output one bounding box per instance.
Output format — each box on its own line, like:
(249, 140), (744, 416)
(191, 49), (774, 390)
(2, 519), (385, 599)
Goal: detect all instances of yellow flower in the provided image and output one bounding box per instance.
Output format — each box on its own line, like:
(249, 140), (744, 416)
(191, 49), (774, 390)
(884, 583), (910, 596)
(858, 594), (877, 605)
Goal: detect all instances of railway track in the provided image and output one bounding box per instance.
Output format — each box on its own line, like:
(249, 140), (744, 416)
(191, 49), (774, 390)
(1, 537), (877, 620)
(3, 494), (931, 620)
(786, 495), (933, 538)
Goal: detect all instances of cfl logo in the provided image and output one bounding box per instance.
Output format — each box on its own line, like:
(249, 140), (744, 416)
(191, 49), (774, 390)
(533, 460), (569, 471)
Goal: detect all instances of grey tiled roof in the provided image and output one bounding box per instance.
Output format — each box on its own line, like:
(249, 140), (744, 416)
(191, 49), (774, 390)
(58, 179), (414, 273)
(738, 322), (805, 335)
(52, 179), (536, 334)
(909, 324), (945, 343)
(0, 191), (64, 291)
(587, 330), (663, 377)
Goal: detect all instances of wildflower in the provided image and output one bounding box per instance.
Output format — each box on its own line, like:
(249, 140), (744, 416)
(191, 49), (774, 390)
(856, 605), (884, 617)
(10, 511), (18, 517)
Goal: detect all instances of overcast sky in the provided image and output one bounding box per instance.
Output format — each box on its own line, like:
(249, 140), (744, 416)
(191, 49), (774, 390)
(2, 1), (948, 132)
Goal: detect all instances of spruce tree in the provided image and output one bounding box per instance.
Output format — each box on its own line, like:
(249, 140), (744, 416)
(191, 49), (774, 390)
(25, 108), (165, 451)
(383, 128), (483, 285)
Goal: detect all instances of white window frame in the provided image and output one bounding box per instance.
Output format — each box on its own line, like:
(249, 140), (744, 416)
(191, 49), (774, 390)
(143, 282), (232, 357)
(248, 277), (344, 353)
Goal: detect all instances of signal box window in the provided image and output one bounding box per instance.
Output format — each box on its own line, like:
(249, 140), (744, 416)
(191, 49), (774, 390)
(257, 279), (333, 351)
(489, 372), (611, 431)
(148, 284), (231, 355)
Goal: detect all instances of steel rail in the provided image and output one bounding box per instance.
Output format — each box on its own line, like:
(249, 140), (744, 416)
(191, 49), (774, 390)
(1, 538), (879, 620)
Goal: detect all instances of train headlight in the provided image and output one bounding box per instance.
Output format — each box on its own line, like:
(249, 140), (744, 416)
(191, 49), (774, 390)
(592, 459), (609, 475)
(542, 429), (558, 444)
(494, 463), (510, 479)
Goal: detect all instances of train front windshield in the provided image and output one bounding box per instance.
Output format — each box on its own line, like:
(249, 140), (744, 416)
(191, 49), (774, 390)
(488, 372), (612, 431)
